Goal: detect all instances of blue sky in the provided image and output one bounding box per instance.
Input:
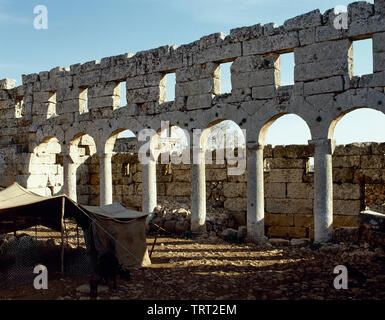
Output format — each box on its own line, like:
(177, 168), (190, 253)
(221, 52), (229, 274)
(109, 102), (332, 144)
(0, 0), (384, 145)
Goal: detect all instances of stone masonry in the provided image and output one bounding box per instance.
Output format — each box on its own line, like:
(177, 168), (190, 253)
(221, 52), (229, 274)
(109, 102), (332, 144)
(1, 1), (385, 243)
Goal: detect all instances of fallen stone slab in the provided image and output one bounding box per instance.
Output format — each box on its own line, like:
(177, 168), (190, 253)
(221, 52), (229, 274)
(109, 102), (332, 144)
(290, 238), (310, 247)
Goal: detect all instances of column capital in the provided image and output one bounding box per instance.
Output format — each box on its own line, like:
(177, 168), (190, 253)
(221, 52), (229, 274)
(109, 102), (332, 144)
(308, 138), (336, 154)
(246, 142), (264, 150)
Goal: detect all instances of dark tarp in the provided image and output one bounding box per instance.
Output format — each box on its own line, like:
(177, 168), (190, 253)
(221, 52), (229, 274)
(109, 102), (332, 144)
(0, 182), (90, 234)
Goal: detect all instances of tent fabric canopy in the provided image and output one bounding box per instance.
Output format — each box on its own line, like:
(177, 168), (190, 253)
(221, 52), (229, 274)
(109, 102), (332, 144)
(0, 182), (89, 234)
(0, 182), (152, 268)
(81, 203), (149, 220)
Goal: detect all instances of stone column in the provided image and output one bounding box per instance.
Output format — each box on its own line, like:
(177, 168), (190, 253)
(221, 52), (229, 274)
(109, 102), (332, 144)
(247, 143), (265, 244)
(63, 155), (77, 202)
(142, 160), (157, 214)
(309, 138), (336, 243)
(100, 153), (113, 206)
(191, 147), (206, 233)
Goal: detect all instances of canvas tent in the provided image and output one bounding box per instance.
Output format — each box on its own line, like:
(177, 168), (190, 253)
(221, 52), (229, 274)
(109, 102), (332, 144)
(0, 182), (89, 234)
(82, 203), (152, 268)
(0, 183), (151, 270)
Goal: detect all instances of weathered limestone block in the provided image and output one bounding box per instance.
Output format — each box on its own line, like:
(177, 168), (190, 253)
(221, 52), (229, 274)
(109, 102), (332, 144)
(125, 73), (164, 90)
(251, 86), (276, 99)
(333, 216), (359, 228)
(88, 82), (119, 98)
(231, 69), (278, 89)
(332, 155), (361, 168)
(348, 1), (374, 23)
(303, 76), (344, 95)
(264, 183), (286, 198)
(223, 182), (247, 197)
(334, 183), (361, 200)
(224, 197), (247, 211)
(22, 73), (39, 85)
(334, 199), (361, 215)
(294, 58), (350, 82)
(286, 183), (314, 199)
(88, 96), (119, 110)
(186, 94), (213, 110)
(194, 42), (242, 64)
(229, 24), (264, 42)
(272, 145), (314, 158)
(334, 143), (372, 156)
(176, 63), (219, 83)
(333, 168), (354, 183)
(81, 60), (100, 73)
(294, 214), (313, 227)
(375, 0), (385, 15)
(268, 158), (306, 169)
(371, 142), (385, 154)
(353, 169), (385, 183)
(348, 14), (385, 38)
(283, 9), (322, 31)
(0, 79), (16, 90)
(299, 28), (316, 46)
(126, 87), (164, 104)
(243, 31), (299, 55)
(334, 215), (359, 227)
(175, 78), (218, 97)
(266, 169), (304, 183)
(361, 155), (385, 168)
(265, 213), (294, 227)
(268, 226), (307, 238)
(33, 91), (56, 103)
(266, 198), (313, 214)
(373, 52), (385, 72)
(0, 90), (10, 101)
(199, 33), (226, 50)
(231, 54), (278, 73)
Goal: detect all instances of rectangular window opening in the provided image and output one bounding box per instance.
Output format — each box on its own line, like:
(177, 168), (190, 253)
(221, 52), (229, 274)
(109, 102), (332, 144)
(123, 163), (130, 176)
(280, 52), (295, 86)
(47, 91), (56, 119)
(307, 157), (315, 173)
(353, 38), (373, 77)
(264, 158), (271, 172)
(165, 73), (176, 102)
(220, 62), (232, 94)
(79, 87), (89, 114)
(15, 97), (24, 118)
(120, 81), (126, 107)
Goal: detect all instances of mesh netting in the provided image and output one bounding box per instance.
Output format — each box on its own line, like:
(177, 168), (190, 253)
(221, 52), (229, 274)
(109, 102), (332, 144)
(0, 221), (92, 288)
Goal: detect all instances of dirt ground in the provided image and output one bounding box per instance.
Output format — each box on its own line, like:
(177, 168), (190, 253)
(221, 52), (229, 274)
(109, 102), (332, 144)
(0, 234), (384, 300)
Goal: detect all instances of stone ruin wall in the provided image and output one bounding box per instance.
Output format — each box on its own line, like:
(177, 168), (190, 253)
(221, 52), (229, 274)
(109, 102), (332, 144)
(73, 140), (384, 239)
(1, 1), (385, 242)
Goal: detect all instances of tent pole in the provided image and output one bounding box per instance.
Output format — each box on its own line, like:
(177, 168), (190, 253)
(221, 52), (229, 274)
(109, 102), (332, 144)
(61, 197), (65, 274)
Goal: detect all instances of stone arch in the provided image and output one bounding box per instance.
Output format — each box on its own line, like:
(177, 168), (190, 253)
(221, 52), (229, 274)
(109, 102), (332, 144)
(328, 106), (385, 141)
(257, 112), (312, 145)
